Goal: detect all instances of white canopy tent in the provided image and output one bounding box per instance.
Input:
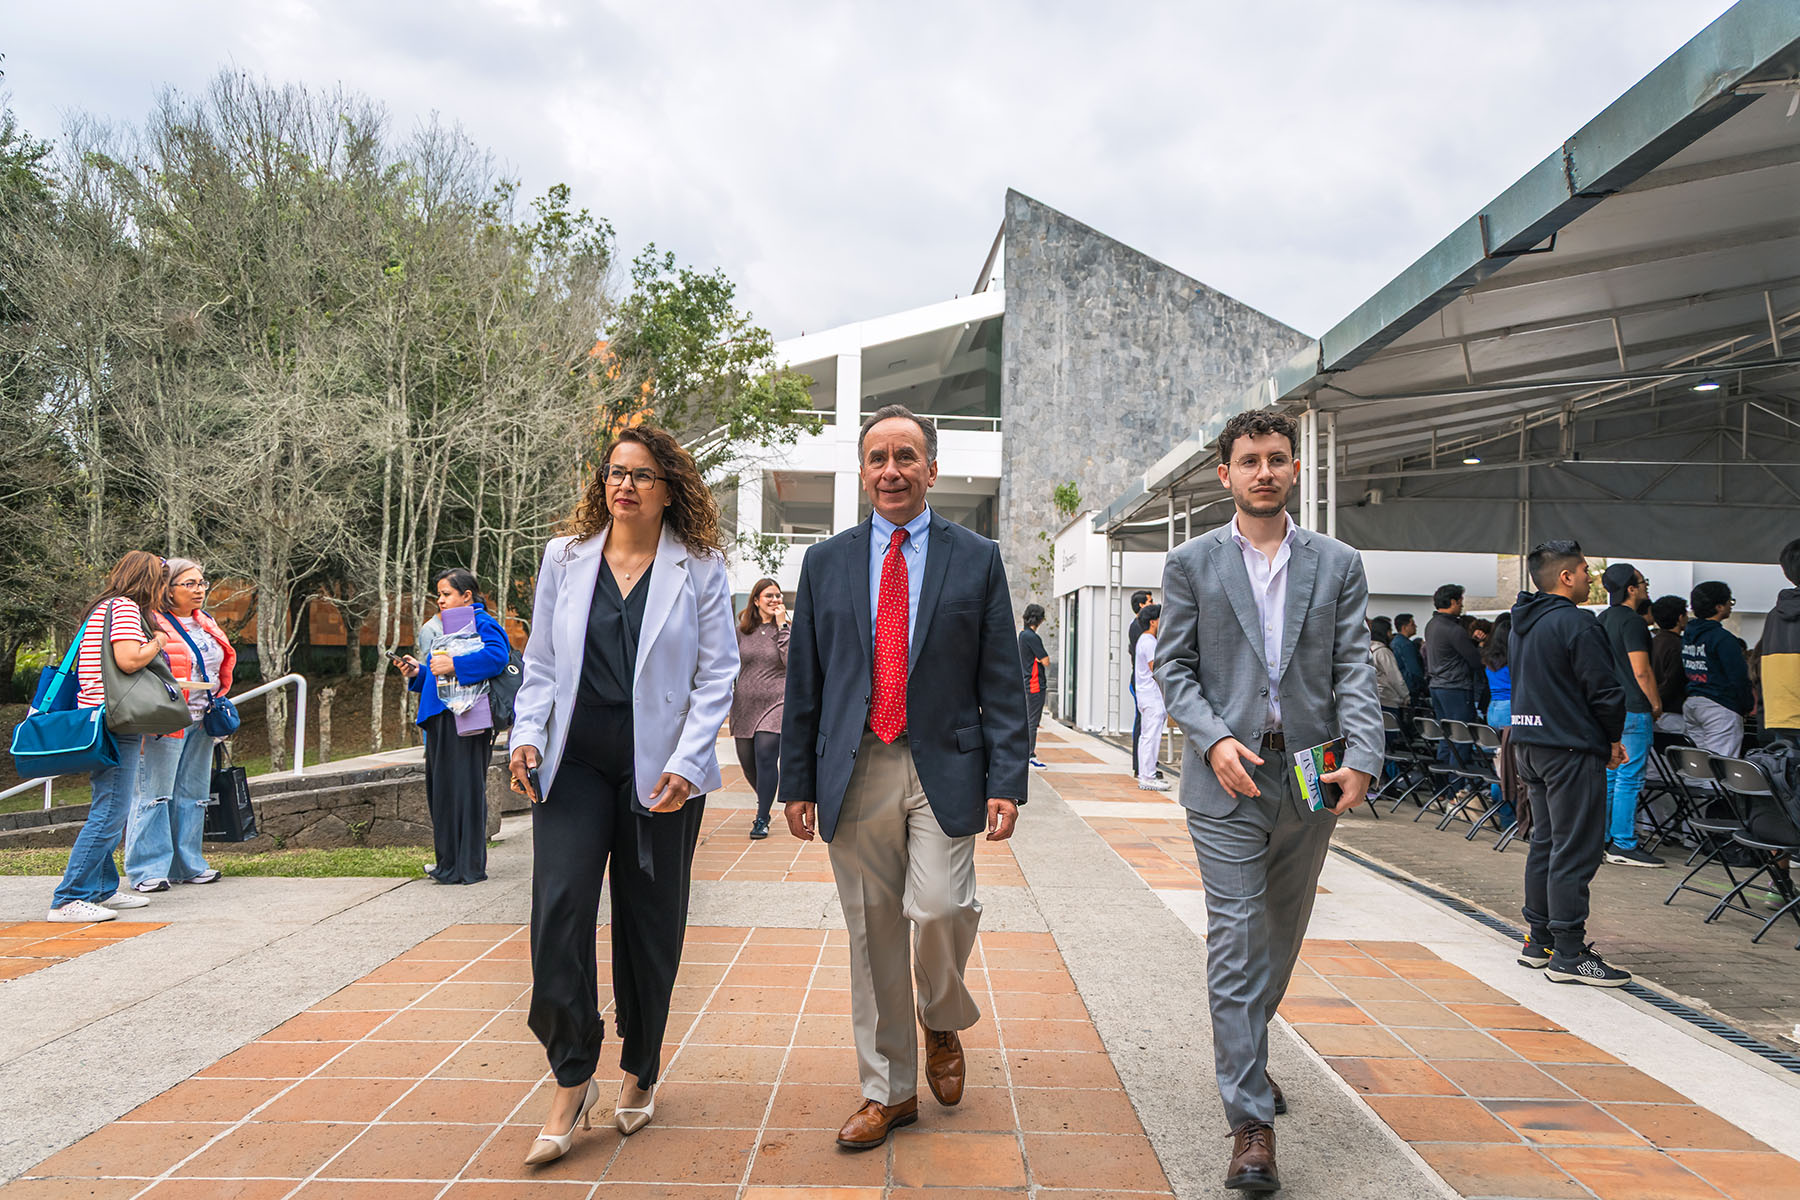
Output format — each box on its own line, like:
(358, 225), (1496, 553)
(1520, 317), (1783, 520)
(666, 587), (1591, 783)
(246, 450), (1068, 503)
(1095, 0), (1800, 567)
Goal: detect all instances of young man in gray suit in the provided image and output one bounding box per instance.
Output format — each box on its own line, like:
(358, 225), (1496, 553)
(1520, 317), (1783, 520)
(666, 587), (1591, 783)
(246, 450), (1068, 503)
(1155, 408), (1384, 1193)
(781, 404), (1029, 1151)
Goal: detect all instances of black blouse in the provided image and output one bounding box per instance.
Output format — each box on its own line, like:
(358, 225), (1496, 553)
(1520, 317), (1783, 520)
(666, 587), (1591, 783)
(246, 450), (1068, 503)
(578, 559), (653, 706)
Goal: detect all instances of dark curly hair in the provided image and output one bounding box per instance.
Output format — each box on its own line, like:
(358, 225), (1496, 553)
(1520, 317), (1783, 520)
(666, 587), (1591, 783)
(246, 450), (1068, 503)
(561, 425), (724, 557)
(1216, 407), (1299, 464)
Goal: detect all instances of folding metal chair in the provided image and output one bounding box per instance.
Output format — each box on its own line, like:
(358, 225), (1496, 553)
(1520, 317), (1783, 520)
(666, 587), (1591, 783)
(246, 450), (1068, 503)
(1638, 730), (1699, 853)
(1370, 710), (1427, 811)
(1435, 721), (1497, 831)
(1462, 723), (1513, 841)
(1702, 758), (1800, 942)
(1664, 748), (1751, 911)
(1404, 717), (1462, 821)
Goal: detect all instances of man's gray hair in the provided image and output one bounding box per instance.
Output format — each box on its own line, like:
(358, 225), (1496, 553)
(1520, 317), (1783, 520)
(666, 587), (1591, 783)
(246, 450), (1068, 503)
(858, 403), (938, 463)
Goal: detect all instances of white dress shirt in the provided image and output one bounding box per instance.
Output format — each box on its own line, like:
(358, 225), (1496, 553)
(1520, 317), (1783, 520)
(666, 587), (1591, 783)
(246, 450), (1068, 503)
(1230, 511), (1297, 729)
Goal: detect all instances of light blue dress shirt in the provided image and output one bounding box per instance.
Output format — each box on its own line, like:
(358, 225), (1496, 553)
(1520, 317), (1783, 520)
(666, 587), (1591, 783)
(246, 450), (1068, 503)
(869, 505), (932, 651)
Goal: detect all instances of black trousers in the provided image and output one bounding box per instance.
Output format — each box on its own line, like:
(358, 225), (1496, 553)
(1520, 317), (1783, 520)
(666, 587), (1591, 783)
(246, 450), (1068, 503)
(422, 711), (492, 885)
(1517, 743), (1608, 956)
(734, 732), (779, 821)
(1025, 689), (1045, 756)
(529, 700), (705, 1089)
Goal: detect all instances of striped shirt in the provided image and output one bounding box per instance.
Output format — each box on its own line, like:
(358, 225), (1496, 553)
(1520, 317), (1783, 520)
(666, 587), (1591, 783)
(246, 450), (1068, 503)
(75, 598), (150, 709)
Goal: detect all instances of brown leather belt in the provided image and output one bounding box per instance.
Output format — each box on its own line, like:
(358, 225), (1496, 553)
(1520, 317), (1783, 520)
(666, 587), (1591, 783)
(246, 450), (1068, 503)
(1261, 731), (1286, 752)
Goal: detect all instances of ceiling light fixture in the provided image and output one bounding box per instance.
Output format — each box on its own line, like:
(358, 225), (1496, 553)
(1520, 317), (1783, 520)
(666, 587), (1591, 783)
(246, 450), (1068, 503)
(1692, 376), (1721, 392)
(1462, 456), (1481, 465)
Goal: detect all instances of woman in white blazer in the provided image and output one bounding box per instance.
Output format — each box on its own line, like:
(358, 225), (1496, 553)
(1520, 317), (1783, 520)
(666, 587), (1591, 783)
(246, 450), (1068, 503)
(507, 425), (739, 1165)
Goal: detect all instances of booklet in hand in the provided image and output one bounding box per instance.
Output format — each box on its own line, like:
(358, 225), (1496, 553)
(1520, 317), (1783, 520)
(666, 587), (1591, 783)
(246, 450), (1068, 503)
(1292, 737), (1347, 812)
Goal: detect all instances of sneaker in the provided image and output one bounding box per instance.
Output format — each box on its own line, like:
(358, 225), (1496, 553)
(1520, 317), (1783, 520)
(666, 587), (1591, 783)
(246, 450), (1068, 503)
(131, 879), (170, 893)
(176, 869), (222, 885)
(1138, 778), (1172, 792)
(103, 890), (151, 909)
(1029, 757), (1048, 769)
(1604, 844), (1665, 868)
(1546, 945), (1632, 987)
(1517, 938), (1552, 969)
(47, 900), (117, 923)
(749, 817), (770, 840)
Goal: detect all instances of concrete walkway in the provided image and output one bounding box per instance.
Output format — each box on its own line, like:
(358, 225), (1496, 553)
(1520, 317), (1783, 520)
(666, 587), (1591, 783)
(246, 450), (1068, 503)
(1, 721), (1794, 1198)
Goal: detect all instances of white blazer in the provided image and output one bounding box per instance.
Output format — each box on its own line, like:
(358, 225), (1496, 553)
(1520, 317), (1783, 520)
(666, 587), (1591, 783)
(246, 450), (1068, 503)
(509, 524), (739, 806)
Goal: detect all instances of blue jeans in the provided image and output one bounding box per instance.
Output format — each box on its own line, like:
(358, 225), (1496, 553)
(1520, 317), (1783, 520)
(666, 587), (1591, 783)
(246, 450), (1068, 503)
(1486, 699), (1516, 827)
(53, 731), (145, 908)
(1605, 710), (1653, 849)
(1430, 687), (1477, 785)
(123, 729), (190, 886)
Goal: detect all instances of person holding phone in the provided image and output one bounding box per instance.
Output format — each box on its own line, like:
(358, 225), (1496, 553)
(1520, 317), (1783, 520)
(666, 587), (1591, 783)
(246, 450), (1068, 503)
(394, 568), (511, 886)
(507, 426), (738, 1165)
(731, 577), (790, 840)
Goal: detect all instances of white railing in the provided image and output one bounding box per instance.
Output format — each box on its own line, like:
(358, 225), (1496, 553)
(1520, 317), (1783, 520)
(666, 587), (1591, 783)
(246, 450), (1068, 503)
(0, 672), (309, 812)
(765, 530), (831, 546)
(859, 411), (1002, 433)
(796, 408), (838, 425)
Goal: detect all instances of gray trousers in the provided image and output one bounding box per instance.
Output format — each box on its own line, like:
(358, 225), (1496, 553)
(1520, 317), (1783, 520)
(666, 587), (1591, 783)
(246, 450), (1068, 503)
(1683, 696), (1744, 760)
(1186, 756), (1336, 1129)
(828, 730), (983, 1104)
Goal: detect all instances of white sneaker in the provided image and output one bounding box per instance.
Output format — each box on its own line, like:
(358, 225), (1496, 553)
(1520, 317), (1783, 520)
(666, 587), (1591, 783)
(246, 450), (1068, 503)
(176, 869), (221, 885)
(1138, 778), (1173, 791)
(102, 890), (151, 909)
(47, 900), (117, 923)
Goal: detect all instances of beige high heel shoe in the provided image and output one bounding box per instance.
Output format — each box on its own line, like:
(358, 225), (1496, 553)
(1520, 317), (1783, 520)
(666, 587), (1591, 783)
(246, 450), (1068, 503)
(615, 1079), (657, 1135)
(524, 1078), (599, 1166)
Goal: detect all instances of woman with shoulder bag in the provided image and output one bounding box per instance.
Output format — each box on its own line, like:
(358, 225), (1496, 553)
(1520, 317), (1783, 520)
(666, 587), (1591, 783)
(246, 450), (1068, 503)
(394, 567), (511, 885)
(48, 552), (186, 922)
(508, 426), (738, 1164)
(133, 558), (237, 890)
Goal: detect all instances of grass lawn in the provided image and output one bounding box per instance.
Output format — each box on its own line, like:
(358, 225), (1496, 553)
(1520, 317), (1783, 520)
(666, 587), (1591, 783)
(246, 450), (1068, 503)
(0, 845), (488, 879)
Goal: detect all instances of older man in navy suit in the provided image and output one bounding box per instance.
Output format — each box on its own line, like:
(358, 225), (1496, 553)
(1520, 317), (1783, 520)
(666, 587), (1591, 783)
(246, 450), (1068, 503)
(782, 403), (1029, 1150)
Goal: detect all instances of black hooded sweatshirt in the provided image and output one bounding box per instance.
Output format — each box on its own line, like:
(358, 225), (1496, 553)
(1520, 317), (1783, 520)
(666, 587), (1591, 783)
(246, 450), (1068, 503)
(1507, 590), (1626, 757)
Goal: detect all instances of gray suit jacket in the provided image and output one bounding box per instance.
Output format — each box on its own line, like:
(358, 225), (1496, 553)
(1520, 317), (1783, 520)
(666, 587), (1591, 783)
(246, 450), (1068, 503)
(1154, 521), (1384, 819)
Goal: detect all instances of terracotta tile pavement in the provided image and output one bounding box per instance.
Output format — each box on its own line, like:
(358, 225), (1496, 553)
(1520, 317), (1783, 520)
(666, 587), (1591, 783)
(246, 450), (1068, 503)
(1279, 939), (1800, 1199)
(4, 925), (1174, 1198)
(0, 920), (165, 981)
(688, 806), (1024, 888)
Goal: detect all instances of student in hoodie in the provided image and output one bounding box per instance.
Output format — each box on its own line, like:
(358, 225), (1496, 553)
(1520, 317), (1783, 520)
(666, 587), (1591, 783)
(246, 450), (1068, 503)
(1509, 540), (1630, 987)
(1649, 595), (1689, 737)
(1758, 538), (1800, 746)
(1594, 564), (1664, 869)
(1681, 581), (1753, 760)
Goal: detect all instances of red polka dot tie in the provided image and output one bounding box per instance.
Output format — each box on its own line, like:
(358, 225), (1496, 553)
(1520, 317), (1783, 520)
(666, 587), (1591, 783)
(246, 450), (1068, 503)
(870, 527), (910, 743)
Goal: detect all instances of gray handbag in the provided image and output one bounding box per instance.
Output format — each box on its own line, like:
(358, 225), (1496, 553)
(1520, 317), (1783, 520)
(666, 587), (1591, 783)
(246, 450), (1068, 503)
(101, 601), (193, 736)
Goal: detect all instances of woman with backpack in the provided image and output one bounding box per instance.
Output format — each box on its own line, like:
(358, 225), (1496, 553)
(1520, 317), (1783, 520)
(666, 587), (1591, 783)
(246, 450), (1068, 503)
(48, 552), (185, 922)
(394, 567), (512, 884)
(129, 558), (237, 891)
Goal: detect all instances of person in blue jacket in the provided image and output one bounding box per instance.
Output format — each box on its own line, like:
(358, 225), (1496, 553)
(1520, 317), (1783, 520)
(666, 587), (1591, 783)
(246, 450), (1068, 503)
(1680, 581), (1753, 760)
(397, 567), (512, 884)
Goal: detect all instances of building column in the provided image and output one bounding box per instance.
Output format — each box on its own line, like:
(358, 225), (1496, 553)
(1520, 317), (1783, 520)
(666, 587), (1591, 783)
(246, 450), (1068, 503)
(737, 472), (764, 545)
(834, 350), (863, 532)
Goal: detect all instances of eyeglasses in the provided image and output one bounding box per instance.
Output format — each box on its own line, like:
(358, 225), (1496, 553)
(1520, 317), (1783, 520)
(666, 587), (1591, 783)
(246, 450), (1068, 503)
(176, 579), (210, 589)
(604, 466), (667, 489)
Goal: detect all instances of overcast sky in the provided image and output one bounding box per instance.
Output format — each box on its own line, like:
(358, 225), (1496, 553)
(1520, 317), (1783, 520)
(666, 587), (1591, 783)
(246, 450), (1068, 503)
(4, 1), (1737, 341)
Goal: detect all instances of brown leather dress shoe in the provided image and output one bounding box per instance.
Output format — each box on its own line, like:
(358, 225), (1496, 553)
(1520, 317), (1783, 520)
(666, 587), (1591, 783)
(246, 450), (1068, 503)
(1267, 1072), (1286, 1116)
(1225, 1120), (1280, 1192)
(836, 1096), (918, 1149)
(922, 1027), (966, 1106)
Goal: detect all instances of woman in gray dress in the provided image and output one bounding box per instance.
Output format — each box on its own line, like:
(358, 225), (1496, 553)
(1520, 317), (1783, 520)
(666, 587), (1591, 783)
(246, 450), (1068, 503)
(731, 577), (789, 839)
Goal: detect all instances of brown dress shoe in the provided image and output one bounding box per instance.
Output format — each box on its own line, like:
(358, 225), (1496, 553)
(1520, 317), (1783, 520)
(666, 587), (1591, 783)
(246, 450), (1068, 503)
(836, 1096), (918, 1150)
(1225, 1120), (1280, 1192)
(922, 1027), (966, 1106)
(1267, 1072), (1286, 1116)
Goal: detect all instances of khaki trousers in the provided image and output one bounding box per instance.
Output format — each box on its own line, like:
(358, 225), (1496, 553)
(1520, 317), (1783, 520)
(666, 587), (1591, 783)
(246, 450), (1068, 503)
(828, 730), (983, 1104)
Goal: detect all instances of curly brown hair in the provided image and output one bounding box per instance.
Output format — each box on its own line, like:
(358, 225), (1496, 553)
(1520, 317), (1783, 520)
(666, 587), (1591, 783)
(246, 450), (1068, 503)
(561, 425), (724, 557)
(1216, 407), (1299, 464)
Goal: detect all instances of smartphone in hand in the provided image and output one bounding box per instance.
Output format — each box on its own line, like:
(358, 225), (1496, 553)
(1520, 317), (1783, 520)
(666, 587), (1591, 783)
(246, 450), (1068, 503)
(527, 767), (544, 804)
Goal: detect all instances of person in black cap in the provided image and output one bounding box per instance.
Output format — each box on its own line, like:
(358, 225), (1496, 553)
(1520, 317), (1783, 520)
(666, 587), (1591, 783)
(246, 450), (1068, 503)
(1508, 540), (1630, 986)
(1594, 564), (1663, 868)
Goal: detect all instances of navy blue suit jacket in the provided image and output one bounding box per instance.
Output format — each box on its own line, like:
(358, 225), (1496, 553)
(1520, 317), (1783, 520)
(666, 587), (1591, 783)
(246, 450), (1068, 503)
(780, 512), (1030, 842)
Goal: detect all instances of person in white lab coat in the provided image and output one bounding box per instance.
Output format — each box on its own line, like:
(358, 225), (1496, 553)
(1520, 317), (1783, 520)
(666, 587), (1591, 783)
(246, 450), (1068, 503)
(1135, 604), (1170, 791)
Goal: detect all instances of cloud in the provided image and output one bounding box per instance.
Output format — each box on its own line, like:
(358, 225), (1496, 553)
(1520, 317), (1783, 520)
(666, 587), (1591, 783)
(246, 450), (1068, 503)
(4, 0), (1738, 340)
